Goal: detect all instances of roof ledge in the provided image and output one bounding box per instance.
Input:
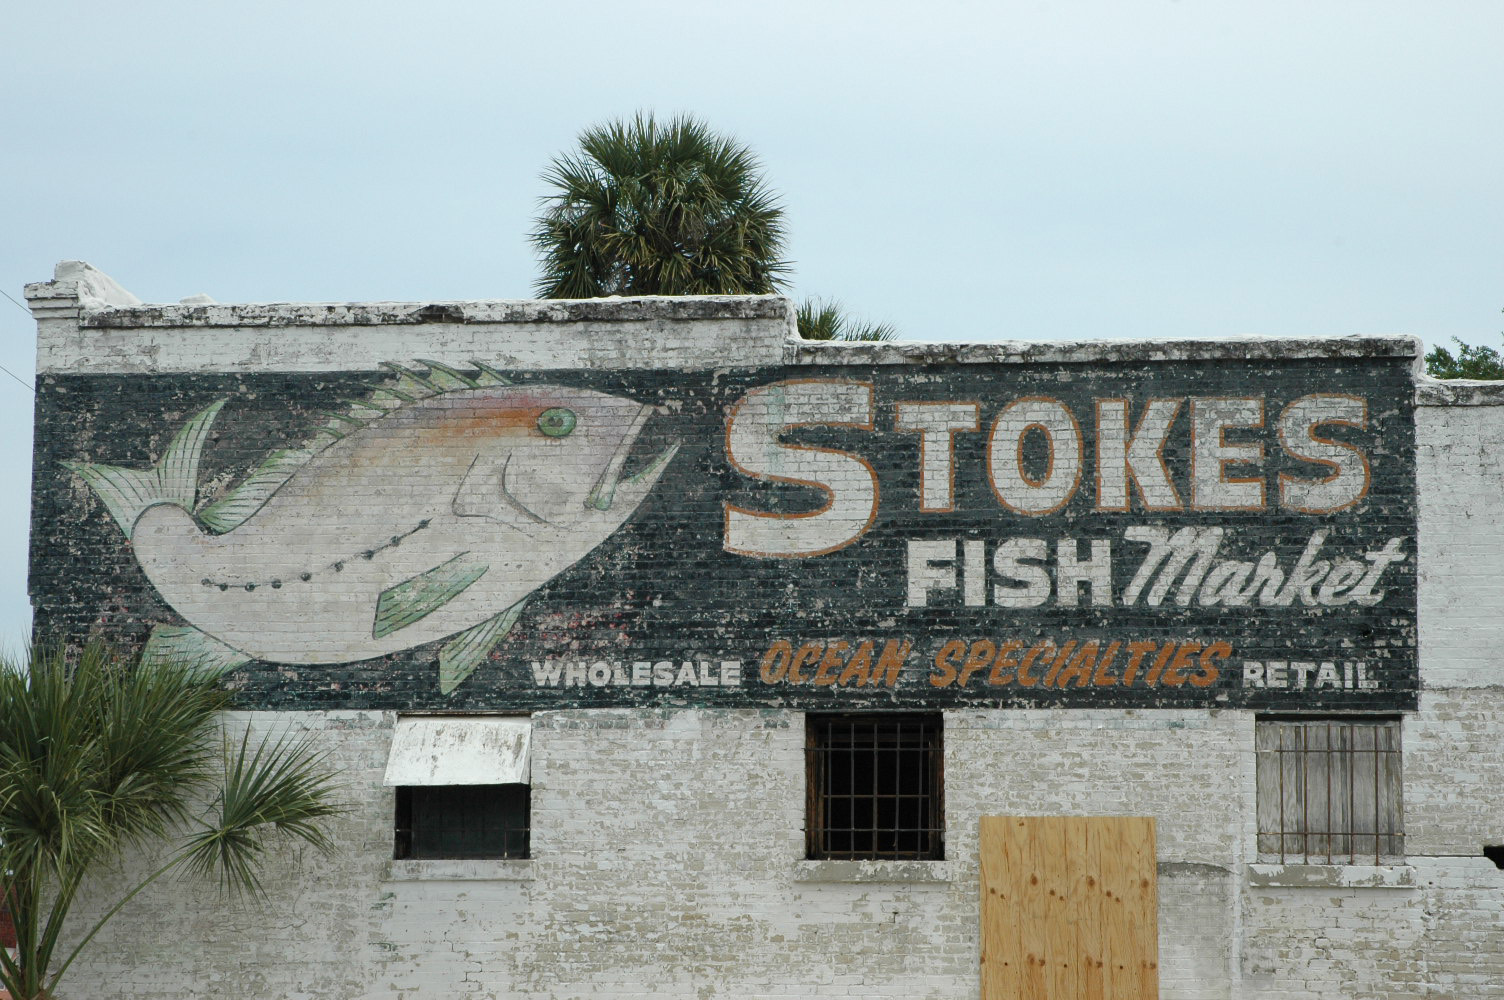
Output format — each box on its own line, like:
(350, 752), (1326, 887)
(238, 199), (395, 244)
(25, 261), (141, 316)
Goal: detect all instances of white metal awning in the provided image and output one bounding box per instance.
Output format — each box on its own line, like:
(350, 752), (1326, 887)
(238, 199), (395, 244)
(382, 717), (531, 786)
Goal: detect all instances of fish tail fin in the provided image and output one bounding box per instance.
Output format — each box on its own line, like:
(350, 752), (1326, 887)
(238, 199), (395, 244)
(62, 400), (225, 538)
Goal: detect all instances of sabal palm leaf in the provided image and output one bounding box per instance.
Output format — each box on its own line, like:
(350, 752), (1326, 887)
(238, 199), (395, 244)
(796, 298), (899, 342)
(182, 728), (340, 898)
(0, 642), (342, 999)
(532, 113), (791, 298)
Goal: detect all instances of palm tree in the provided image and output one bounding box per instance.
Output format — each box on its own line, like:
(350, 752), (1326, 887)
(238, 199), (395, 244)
(796, 298), (899, 342)
(531, 113), (791, 298)
(0, 643), (342, 1000)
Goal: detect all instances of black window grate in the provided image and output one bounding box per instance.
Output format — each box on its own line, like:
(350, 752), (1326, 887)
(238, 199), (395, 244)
(395, 784), (531, 860)
(807, 713), (943, 860)
(1256, 717), (1403, 865)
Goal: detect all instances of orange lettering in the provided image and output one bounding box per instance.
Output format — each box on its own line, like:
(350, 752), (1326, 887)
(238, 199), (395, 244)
(1017, 641), (1055, 687)
(878, 639), (911, 687)
(1195, 641), (1230, 687)
(960, 640), (997, 687)
(840, 641), (875, 686)
(1162, 642), (1203, 686)
(1145, 642), (1178, 686)
(813, 641), (849, 686)
(1055, 641), (1099, 688)
(1122, 641), (1158, 686)
(1092, 641), (1123, 686)
(789, 642), (823, 684)
(931, 640), (964, 687)
(989, 640), (1024, 685)
(759, 640), (792, 683)
(1044, 641), (1079, 687)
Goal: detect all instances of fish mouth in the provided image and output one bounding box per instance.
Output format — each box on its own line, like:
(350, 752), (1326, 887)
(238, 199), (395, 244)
(584, 403), (680, 513)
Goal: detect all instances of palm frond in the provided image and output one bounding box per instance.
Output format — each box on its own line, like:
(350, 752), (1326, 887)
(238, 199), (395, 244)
(181, 728), (342, 899)
(796, 298), (899, 342)
(532, 113), (791, 298)
(0, 641), (343, 997)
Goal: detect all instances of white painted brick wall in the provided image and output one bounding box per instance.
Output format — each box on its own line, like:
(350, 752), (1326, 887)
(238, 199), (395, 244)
(52, 666), (1504, 999)
(1417, 392), (1504, 689)
(61, 709), (1258, 1000)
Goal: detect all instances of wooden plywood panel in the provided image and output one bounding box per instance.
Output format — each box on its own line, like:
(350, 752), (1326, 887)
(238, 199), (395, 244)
(981, 816), (1158, 1000)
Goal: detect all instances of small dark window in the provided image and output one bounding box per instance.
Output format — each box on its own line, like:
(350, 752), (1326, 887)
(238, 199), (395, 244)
(394, 784), (530, 860)
(1256, 717), (1403, 864)
(806, 713), (943, 860)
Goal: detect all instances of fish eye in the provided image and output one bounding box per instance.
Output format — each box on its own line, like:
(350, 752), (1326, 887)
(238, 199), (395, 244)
(537, 407), (577, 438)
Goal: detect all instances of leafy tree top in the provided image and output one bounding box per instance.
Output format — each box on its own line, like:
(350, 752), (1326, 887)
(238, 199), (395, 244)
(531, 114), (791, 298)
(1425, 335), (1504, 380)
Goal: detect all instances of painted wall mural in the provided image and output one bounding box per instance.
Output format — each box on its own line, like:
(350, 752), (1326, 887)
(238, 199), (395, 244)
(60, 364), (678, 694)
(32, 356), (1417, 711)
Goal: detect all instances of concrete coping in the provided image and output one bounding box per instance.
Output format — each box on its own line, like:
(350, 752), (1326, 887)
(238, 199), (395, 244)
(1246, 863), (1415, 889)
(792, 860), (953, 884)
(69, 295), (797, 330)
(24, 262), (795, 327)
(790, 335), (1421, 366)
(26, 261), (1426, 370)
(382, 859), (534, 882)
(1415, 378), (1504, 406)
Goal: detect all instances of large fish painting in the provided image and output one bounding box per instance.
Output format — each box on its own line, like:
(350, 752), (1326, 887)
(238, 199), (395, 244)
(64, 362), (679, 694)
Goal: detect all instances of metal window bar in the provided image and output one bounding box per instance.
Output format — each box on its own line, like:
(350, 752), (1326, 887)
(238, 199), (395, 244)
(1256, 718), (1402, 865)
(394, 784), (531, 860)
(806, 714), (943, 860)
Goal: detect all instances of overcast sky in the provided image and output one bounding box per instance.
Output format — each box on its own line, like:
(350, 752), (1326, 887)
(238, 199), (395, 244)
(2, 0), (1501, 644)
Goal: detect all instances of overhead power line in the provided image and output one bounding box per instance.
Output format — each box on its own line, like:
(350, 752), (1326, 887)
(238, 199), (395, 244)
(0, 289), (36, 391)
(1, 288), (30, 315)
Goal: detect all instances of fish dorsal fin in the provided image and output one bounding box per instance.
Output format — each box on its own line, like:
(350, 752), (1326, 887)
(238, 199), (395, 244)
(197, 448), (315, 533)
(379, 362), (448, 397)
(183, 363), (519, 533)
(469, 361), (513, 386)
(415, 359), (479, 390)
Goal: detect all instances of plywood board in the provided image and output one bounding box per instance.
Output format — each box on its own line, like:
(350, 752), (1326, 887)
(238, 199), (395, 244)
(981, 816), (1157, 1000)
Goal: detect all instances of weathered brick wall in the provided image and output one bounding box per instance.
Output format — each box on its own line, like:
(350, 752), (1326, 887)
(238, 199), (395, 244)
(25, 264), (1504, 999)
(1416, 382), (1504, 689)
(61, 709), (1248, 1000)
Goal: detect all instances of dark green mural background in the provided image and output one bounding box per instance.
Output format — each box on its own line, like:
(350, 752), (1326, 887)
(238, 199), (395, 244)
(30, 356), (1416, 711)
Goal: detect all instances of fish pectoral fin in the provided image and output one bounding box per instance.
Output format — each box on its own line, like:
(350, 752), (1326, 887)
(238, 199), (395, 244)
(372, 553), (490, 640)
(140, 624), (251, 676)
(438, 599), (529, 695)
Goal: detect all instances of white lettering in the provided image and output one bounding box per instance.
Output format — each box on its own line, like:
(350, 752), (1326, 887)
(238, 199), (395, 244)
(724, 380), (877, 558)
(992, 537), (1052, 608)
(1278, 395), (1370, 513)
(1191, 397), (1265, 510)
(1055, 537), (1113, 607)
(894, 401), (979, 511)
(907, 539), (958, 607)
(530, 660), (563, 686)
(987, 397), (1083, 515)
(1096, 398), (1183, 511)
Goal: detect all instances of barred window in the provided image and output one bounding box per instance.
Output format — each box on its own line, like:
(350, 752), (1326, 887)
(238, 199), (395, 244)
(806, 713), (943, 860)
(1256, 717), (1403, 865)
(383, 716), (532, 861)
(394, 784), (530, 860)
